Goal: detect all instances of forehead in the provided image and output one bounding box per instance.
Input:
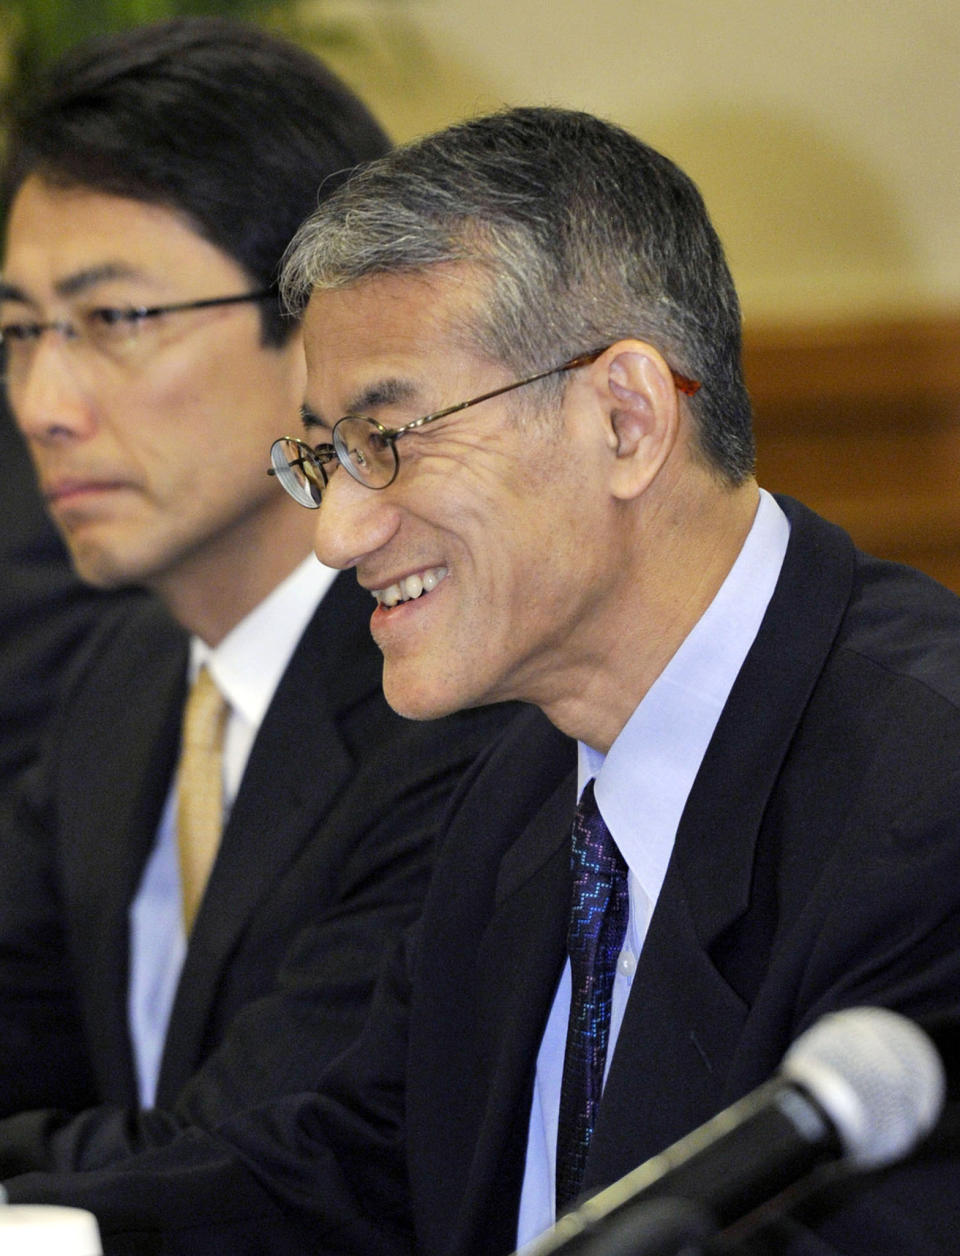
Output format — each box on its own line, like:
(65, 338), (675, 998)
(301, 266), (491, 408)
(3, 175), (244, 297)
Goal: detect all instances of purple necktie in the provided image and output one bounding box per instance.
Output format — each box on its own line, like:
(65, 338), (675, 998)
(555, 779), (629, 1214)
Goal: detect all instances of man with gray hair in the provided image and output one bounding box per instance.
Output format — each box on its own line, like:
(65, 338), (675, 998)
(8, 106), (960, 1255)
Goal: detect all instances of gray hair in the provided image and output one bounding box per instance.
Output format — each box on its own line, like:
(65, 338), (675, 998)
(282, 107), (754, 482)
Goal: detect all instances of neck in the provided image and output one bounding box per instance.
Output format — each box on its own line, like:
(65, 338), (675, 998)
(540, 475), (761, 753)
(154, 503), (317, 646)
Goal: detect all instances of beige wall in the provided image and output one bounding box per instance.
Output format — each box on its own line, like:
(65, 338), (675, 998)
(315, 0), (959, 328)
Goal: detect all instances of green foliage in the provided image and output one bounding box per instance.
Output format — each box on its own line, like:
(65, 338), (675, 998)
(0, 0), (362, 100)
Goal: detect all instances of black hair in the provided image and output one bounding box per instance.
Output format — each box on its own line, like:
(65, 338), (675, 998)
(1, 17), (391, 345)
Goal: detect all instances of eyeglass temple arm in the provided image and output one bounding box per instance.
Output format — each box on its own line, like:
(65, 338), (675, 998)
(394, 349), (608, 435)
(392, 345), (698, 439)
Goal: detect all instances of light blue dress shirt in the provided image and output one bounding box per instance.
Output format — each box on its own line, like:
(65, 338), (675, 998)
(516, 489), (790, 1246)
(127, 556), (338, 1106)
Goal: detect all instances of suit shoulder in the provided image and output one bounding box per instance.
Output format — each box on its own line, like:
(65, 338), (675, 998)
(55, 597), (187, 721)
(840, 550), (960, 711)
(776, 497), (960, 714)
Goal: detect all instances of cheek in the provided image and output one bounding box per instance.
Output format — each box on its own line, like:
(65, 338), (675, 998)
(136, 350), (282, 459)
(398, 425), (577, 588)
(495, 496), (595, 627)
(457, 505), (573, 629)
(127, 359), (209, 438)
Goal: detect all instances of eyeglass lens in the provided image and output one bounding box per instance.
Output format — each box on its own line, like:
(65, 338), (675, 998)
(332, 417), (399, 489)
(269, 420), (399, 509)
(269, 437), (329, 507)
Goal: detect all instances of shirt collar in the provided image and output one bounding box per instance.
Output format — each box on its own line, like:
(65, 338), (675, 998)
(579, 488), (790, 902)
(190, 556), (338, 727)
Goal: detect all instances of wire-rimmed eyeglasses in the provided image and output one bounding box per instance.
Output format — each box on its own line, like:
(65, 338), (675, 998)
(268, 346), (701, 509)
(0, 289), (276, 390)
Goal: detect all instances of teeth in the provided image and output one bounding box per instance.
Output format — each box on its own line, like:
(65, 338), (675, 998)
(373, 566), (447, 608)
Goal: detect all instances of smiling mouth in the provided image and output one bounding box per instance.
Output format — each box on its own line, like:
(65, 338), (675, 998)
(371, 566), (448, 608)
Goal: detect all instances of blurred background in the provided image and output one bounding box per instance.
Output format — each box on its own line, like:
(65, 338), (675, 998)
(2, 0), (959, 585)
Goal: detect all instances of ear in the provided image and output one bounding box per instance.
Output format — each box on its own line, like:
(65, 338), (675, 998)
(595, 342), (680, 500)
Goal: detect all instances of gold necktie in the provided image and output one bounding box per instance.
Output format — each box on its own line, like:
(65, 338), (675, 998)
(176, 666), (229, 933)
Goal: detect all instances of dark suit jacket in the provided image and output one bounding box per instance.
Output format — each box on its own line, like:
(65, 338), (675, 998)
(10, 499), (960, 1255)
(0, 570), (514, 1171)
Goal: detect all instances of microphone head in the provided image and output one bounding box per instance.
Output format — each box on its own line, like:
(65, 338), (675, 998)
(782, 1006), (945, 1168)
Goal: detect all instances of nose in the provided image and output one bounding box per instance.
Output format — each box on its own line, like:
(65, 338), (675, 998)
(8, 332), (99, 445)
(312, 463), (401, 572)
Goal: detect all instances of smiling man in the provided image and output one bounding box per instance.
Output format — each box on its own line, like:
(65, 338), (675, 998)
(8, 107), (960, 1255)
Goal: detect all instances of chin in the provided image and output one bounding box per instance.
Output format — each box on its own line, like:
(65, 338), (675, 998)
(382, 687), (454, 723)
(67, 541), (146, 591)
(382, 669), (470, 723)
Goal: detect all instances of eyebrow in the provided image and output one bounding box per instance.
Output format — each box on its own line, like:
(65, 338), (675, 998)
(0, 280), (30, 305)
(301, 376), (424, 435)
(344, 377), (420, 418)
(301, 404), (328, 432)
(56, 263), (146, 299)
(0, 263), (149, 307)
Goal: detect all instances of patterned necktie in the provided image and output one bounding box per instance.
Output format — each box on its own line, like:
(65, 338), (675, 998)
(555, 779), (629, 1214)
(176, 666), (229, 934)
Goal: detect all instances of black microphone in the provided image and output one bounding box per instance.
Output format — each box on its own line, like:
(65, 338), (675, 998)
(519, 1006), (945, 1256)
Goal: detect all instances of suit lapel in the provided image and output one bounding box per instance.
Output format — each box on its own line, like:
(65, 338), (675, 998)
(63, 607), (188, 1100)
(446, 766), (576, 1256)
(157, 573), (380, 1097)
(585, 499), (858, 1188)
(673, 497), (856, 949)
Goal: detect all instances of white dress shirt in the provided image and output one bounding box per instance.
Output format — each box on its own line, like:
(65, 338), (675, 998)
(516, 489), (791, 1246)
(128, 556), (338, 1106)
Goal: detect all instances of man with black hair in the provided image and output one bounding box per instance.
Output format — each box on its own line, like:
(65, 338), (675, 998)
(0, 19), (511, 1172)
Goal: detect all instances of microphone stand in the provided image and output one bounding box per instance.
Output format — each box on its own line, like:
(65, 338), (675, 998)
(550, 1197), (717, 1256)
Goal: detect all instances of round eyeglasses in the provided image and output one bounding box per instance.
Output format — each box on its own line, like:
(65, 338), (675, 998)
(268, 346), (700, 509)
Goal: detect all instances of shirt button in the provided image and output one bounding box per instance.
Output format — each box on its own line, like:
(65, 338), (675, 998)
(617, 949), (637, 978)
